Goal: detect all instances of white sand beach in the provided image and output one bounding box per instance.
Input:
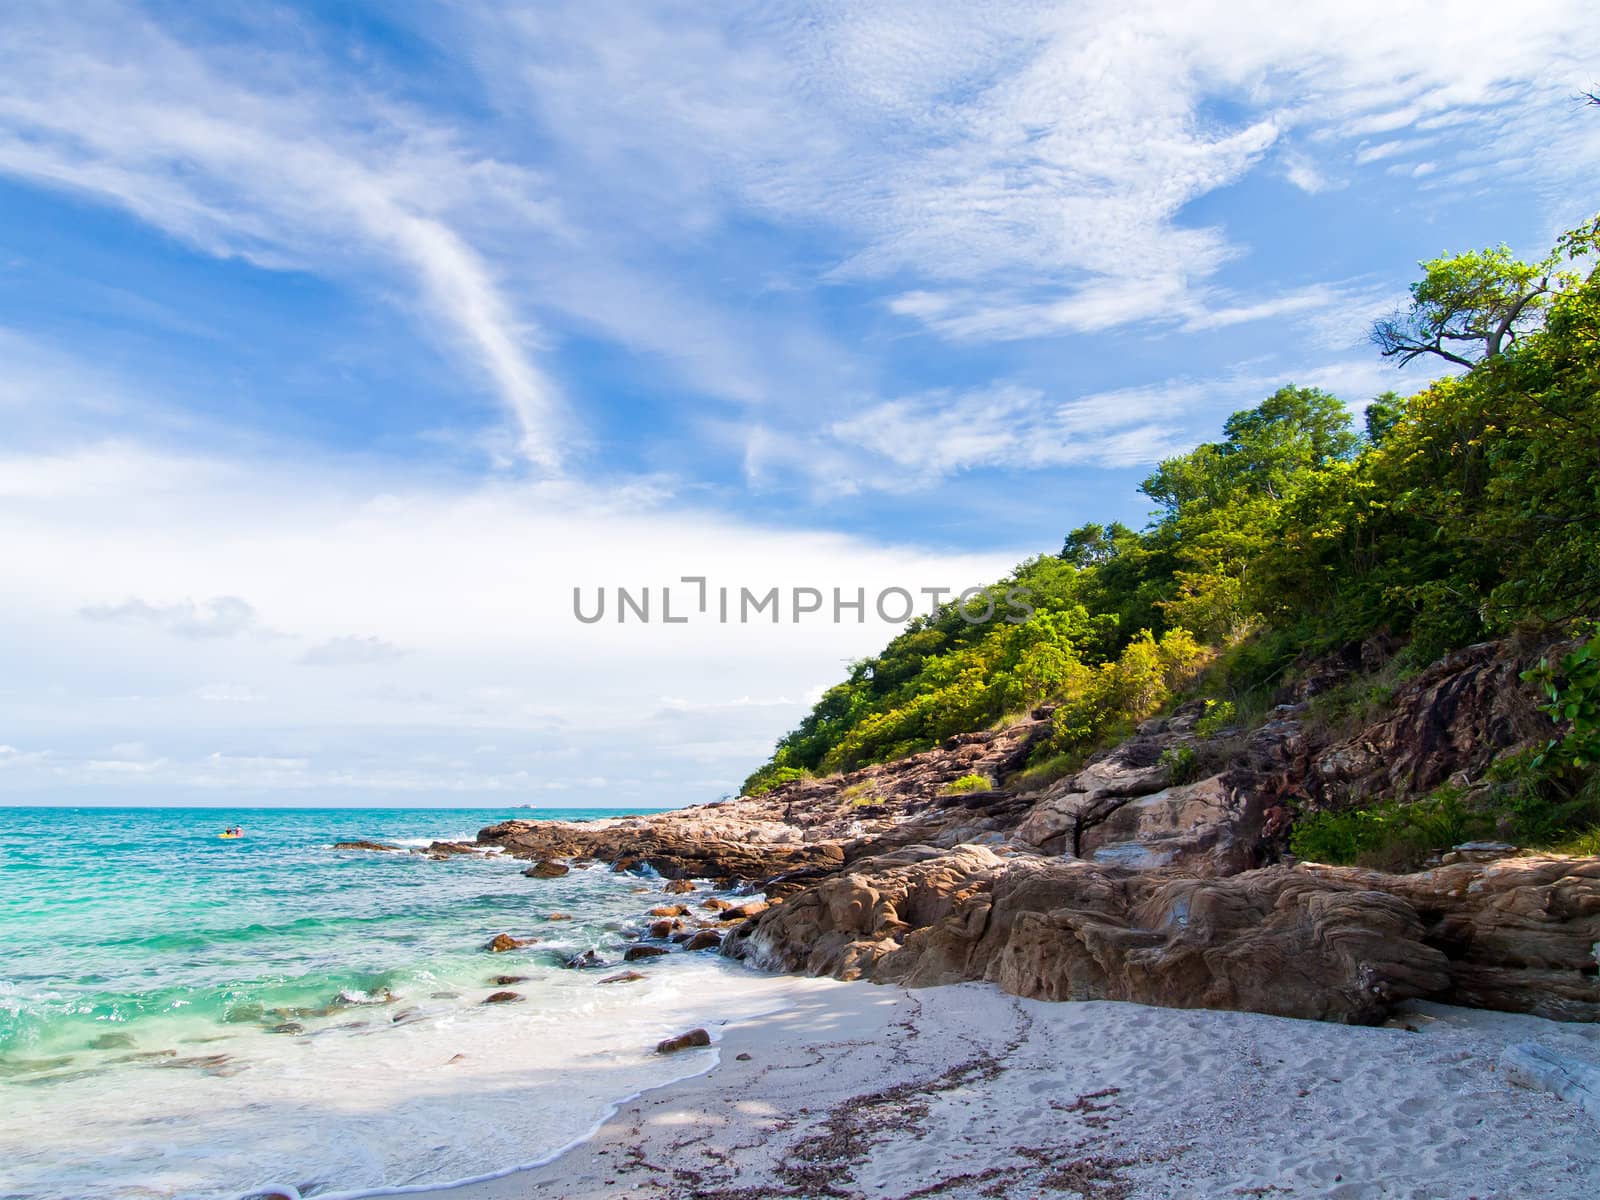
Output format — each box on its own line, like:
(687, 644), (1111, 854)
(418, 977), (1600, 1200)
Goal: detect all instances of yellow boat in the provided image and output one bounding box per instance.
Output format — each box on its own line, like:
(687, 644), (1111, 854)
(218, 832), (243, 840)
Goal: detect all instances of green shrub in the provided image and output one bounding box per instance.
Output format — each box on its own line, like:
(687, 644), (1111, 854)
(741, 764), (807, 797)
(941, 773), (994, 795)
(1009, 751), (1079, 792)
(1289, 790), (1478, 871)
(1524, 625), (1600, 769)
(1159, 745), (1200, 785)
(839, 780), (883, 806)
(1194, 699), (1237, 738)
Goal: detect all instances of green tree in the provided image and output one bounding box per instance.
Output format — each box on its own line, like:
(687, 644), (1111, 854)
(1363, 391), (1406, 445)
(1371, 245), (1560, 369)
(1061, 521), (1135, 568)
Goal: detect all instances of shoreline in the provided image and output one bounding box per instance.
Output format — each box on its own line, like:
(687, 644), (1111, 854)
(407, 977), (1599, 1200)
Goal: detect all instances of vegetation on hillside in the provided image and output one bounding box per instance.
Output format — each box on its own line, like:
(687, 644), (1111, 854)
(744, 216), (1600, 861)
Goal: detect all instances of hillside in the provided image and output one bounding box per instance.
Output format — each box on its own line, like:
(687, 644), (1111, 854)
(744, 216), (1600, 869)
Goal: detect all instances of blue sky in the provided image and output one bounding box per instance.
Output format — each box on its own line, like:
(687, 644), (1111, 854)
(1, 1), (1597, 805)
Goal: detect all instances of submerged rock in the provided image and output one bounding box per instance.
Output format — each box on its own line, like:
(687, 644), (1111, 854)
(332, 840), (402, 852)
(523, 860), (569, 878)
(565, 949), (606, 970)
(421, 841), (478, 858)
(482, 991), (522, 1004)
(599, 970), (647, 985)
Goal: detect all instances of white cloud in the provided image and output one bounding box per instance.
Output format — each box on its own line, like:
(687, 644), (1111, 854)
(80, 596), (264, 640)
(0, 745), (50, 769)
(0, 434), (1018, 803)
(771, 350), (1462, 493)
(300, 636), (407, 668)
(1283, 151), (1338, 194)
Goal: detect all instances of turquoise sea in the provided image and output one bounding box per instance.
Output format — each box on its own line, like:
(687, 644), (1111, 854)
(0, 807), (796, 1200)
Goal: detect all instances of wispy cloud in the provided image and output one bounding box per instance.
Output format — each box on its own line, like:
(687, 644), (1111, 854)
(466, 0), (1600, 350)
(0, 8), (567, 467)
(763, 351), (1460, 494)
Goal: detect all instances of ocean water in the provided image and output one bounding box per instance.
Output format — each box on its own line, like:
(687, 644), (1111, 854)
(0, 807), (796, 1200)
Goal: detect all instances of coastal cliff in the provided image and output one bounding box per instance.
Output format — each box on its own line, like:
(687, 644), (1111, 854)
(480, 634), (1600, 1025)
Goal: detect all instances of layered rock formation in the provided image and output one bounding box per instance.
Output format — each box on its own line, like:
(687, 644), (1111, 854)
(729, 846), (1599, 1024)
(476, 636), (1600, 1025)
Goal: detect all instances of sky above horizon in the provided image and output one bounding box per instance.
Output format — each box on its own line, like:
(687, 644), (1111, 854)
(2, 1), (1597, 807)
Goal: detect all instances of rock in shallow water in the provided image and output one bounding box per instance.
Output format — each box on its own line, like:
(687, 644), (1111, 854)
(625, 945), (668, 962)
(523, 860), (569, 878)
(486, 933), (535, 953)
(483, 991), (522, 1004)
(656, 1028), (711, 1054)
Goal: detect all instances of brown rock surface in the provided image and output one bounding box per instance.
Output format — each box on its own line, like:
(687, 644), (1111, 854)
(331, 840), (402, 852)
(656, 1028), (711, 1054)
(421, 841), (478, 858)
(522, 860), (569, 878)
(1309, 639), (1553, 806)
(482, 991), (522, 1004)
(727, 846), (1600, 1024)
(486, 933), (534, 953)
(624, 945), (669, 962)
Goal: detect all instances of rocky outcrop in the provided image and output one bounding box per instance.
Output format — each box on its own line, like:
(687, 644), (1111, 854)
(1013, 705), (1307, 875)
(478, 634), (1597, 1025)
(1309, 638), (1554, 805)
(727, 846), (1599, 1024)
(476, 717), (1051, 889)
(1298, 857), (1600, 1021)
